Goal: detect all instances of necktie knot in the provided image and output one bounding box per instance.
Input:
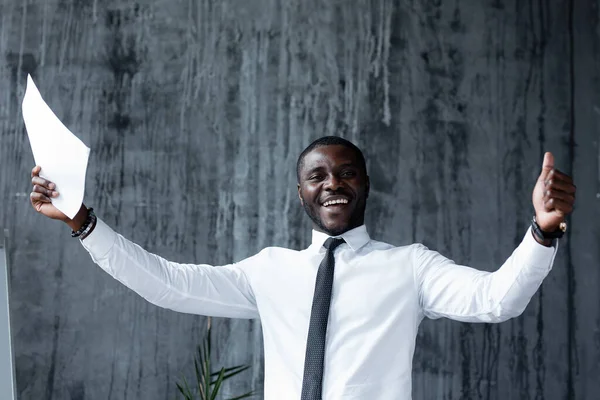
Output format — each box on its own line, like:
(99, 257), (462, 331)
(323, 237), (345, 252)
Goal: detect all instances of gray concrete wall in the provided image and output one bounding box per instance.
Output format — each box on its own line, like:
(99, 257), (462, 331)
(1, 0), (599, 399)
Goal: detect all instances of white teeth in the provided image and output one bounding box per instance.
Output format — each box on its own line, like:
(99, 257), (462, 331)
(323, 199), (349, 207)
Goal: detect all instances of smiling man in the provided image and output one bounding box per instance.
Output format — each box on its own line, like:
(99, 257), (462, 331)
(29, 136), (576, 399)
(297, 138), (370, 237)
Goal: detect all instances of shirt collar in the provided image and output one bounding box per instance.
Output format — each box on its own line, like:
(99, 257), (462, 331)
(310, 225), (371, 252)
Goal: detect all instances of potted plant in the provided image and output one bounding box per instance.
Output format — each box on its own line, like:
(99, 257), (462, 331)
(177, 317), (255, 400)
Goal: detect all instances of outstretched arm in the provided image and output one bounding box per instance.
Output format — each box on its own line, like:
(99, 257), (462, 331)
(80, 217), (259, 318)
(416, 152), (575, 323)
(30, 166), (259, 319)
(414, 232), (555, 323)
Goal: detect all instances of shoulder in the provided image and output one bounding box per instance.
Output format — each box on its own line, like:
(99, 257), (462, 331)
(361, 239), (423, 259)
(253, 245), (304, 259)
(231, 246), (304, 276)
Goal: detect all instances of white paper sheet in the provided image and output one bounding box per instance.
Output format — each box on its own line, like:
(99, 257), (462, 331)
(22, 75), (90, 220)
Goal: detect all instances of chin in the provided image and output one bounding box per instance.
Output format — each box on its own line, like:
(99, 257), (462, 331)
(320, 221), (351, 236)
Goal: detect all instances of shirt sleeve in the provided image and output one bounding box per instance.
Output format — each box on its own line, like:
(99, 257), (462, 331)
(414, 227), (558, 323)
(80, 217), (260, 319)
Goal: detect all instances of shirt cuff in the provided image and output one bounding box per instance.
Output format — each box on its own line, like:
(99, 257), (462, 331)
(80, 217), (117, 260)
(520, 226), (558, 269)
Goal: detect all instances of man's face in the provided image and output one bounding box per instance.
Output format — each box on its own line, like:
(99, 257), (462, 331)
(297, 145), (370, 236)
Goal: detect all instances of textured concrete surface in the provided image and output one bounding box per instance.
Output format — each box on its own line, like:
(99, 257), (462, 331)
(0, 0), (599, 399)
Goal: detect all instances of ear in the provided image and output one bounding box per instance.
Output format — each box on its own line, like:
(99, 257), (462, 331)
(365, 175), (370, 199)
(297, 183), (304, 205)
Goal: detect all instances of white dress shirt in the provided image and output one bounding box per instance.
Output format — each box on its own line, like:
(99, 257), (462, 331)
(81, 218), (557, 400)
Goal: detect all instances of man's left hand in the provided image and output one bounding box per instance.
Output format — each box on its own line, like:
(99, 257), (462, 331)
(532, 152), (576, 232)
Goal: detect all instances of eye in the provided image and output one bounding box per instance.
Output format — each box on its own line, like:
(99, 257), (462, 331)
(308, 174), (324, 181)
(341, 170), (356, 177)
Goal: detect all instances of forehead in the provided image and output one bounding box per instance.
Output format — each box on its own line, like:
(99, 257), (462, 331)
(301, 145), (361, 171)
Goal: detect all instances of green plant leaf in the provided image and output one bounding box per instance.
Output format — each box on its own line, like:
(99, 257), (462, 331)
(209, 367), (227, 400)
(226, 390), (255, 400)
(203, 325), (212, 399)
(175, 382), (187, 398)
(209, 365), (249, 377)
(176, 377), (193, 400)
(194, 345), (207, 400)
(194, 354), (203, 393)
(177, 319), (255, 399)
(210, 365), (251, 385)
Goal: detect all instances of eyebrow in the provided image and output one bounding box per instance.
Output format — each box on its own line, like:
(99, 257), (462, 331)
(304, 163), (358, 176)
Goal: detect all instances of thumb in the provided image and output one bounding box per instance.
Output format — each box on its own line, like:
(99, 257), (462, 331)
(539, 151), (554, 181)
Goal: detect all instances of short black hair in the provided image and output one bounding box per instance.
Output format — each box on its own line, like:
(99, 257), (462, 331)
(296, 136), (367, 182)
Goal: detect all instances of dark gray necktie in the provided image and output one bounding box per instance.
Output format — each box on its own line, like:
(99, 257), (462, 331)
(300, 237), (346, 400)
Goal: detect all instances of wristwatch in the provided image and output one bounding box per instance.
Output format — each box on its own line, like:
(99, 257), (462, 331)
(531, 215), (567, 240)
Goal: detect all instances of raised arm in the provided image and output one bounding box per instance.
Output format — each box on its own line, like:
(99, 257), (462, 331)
(29, 166), (259, 319)
(416, 152), (575, 323)
(80, 217), (259, 318)
(414, 232), (556, 323)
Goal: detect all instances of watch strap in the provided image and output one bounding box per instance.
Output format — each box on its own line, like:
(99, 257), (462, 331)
(531, 215), (566, 240)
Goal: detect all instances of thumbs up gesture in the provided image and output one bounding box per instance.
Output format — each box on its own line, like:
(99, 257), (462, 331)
(532, 152), (576, 232)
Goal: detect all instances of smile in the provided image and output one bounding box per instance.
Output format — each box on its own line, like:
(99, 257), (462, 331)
(322, 199), (349, 207)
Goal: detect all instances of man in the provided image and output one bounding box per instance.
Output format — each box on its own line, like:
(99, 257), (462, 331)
(29, 136), (576, 399)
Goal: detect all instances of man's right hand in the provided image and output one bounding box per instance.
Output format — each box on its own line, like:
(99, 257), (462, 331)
(30, 166), (89, 232)
(30, 165), (68, 221)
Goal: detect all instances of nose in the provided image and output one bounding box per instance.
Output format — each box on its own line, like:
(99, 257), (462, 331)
(324, 174), (343, 191)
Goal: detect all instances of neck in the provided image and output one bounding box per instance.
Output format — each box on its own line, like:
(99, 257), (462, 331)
(312, 222), (363, 237)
